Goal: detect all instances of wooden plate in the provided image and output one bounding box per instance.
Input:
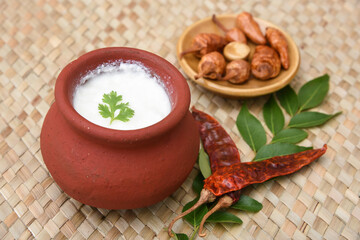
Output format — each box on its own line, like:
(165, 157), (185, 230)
(177, 14), (300, 98)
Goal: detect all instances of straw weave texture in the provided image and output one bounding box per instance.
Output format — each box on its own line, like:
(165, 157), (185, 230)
(0, 0), (359, 239)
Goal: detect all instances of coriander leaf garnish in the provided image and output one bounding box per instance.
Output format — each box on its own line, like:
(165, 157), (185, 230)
(98, 91), (134, 124)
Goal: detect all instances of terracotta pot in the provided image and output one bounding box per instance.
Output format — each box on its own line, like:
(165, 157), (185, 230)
(40, 47), (200, 209)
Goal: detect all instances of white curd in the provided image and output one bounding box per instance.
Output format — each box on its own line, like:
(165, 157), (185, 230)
(73, 61), (172, 130)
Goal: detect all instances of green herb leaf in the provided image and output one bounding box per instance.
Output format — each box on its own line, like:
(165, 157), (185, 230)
(205, 211), (243, 224)
(192, 173), (204, 196)
(263, 95), (285, 135)
(271, 129), (308, 144)
(98, 91), (135, 124)
(172, 232), (189, 240)
(198, 147), (211, 179)
(183, 197), (208, 226)
(114, 103), (135, 122)
(231, 195), (263, 212)
(298, 74), (329, 111)
(236, 104), (267, 152)
(253, 142), (312, 162)
(276, 85), (299, 116)
(288, 111), (341, 128)
(98, 104), (112, 118)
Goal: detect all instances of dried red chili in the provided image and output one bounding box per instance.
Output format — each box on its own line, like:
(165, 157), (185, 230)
(168, 107), (241, 236)
(197, 144), (326, 236)
(203, 145), (326, 236)
(191, 107), (241, 170)
(192, 107), (243, 212)
(191, 107), (244, 236)
(203, 145), (327, 196)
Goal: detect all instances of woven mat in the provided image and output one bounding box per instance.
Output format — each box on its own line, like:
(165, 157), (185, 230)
(1, 0), (359, 239)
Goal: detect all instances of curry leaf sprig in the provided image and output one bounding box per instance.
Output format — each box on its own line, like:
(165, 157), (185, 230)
(171, 148), (262, 240)
(236, 74), (341, 161)
(98, 91), (135, 124)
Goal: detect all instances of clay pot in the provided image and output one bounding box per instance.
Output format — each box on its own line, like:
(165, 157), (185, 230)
(40, 47), (200, 209)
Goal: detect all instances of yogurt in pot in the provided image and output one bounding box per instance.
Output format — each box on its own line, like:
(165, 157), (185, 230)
(73, 61), (172, 130)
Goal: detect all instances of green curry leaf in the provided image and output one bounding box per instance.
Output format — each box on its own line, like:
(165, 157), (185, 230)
(172, 232), (189, 240)
(198, 147), (212, 179)
(288, 111), (341, 128)
(298, 74), (329, 111)
(263, 95), (285, 135)
(236, 103), (266, 152)
(231, 195), (263, 212)
(254, 142), (312, 162)
(276, 85), (299, 116)
(192, 172), (204, 196)
(205, 211), (243, 224)
(271, 129), (308, 144)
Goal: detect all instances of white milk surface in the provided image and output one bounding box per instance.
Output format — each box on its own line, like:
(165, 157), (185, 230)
(73, 61), (172, 130)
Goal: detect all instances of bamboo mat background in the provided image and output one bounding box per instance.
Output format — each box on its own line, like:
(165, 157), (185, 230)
(0, 0), (359, 239)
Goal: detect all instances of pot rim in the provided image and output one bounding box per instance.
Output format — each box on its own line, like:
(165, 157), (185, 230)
(55, 47), (190, 143)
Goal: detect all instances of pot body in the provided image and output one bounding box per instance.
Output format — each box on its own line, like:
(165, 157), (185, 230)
(40, 47), (199, 209)
(41, 104), (199, 209)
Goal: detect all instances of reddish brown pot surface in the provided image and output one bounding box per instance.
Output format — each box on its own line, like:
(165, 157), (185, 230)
(40, 47), (199, 209)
